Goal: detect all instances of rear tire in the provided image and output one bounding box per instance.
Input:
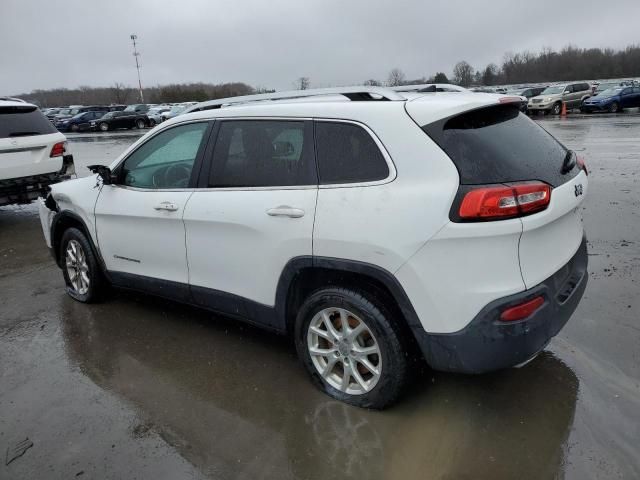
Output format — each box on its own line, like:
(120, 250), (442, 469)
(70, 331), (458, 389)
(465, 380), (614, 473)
(99, 122), (109, 132)
(295, 288), (409, 409)
(60, 228), (106, 303)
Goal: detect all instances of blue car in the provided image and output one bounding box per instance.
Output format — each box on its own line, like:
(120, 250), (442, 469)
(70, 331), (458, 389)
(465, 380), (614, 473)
(582, 86), (640, 113)
(55, 110), (109, 132)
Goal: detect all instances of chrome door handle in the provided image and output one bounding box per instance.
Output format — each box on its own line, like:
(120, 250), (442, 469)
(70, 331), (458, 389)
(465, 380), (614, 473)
(266, 206), (305, 218)
(154, 202), (179, 212)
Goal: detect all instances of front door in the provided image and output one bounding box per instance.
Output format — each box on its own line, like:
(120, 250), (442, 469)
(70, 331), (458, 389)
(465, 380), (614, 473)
(183, 119), (317, 326)
(95, 121), (211, 289)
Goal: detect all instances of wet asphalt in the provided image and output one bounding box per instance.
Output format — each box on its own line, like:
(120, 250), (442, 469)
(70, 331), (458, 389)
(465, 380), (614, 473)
(1, 114), (639, 480)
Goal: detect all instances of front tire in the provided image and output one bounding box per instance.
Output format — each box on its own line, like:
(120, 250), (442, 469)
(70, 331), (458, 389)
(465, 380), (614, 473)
(609, 101), (620, 113)
(551, 102), (562, 115)
(60, 228), (106, 303)
(136, 119), (146, 129)
(99, 122), (109, 132)
(295, 288), (409, 409)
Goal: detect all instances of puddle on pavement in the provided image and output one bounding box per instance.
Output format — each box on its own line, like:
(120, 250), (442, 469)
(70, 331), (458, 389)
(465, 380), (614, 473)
(60, 295), (578, 480)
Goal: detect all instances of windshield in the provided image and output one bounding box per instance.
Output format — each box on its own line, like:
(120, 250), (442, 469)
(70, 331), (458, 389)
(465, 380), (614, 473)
(58, 108), (72, 115)
(598, 88), (623, 97)
(541, 86), (565, 95)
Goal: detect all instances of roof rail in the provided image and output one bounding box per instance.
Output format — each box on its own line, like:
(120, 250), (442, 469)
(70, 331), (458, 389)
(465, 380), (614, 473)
(185, 86), (405, 113)
(390, 84), (469, 93)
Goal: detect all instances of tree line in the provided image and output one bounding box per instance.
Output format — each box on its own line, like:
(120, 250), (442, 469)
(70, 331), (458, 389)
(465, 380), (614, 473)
(11, 44), (640, 106)
(14, 82), (257, 108)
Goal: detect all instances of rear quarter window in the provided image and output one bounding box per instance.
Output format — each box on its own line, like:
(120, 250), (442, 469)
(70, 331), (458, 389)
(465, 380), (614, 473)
(315, 121), (389, 184)
(0, 105), (57, 139)
(422, 104), (577, 187)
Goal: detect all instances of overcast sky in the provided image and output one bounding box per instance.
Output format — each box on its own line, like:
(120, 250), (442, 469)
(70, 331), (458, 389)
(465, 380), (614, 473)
(2, 0), (639, 94)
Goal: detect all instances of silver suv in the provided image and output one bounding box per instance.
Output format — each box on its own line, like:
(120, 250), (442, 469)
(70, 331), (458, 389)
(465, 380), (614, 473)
(528, 82), (592, 114)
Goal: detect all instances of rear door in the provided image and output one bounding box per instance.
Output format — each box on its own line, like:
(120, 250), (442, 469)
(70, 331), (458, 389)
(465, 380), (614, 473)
(419, 103), (587, 289)
(183, 119), (317, 324)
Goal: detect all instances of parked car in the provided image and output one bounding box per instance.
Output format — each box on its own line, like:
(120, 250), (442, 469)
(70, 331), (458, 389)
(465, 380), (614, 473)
(56, 110), (112, 132)
(90, 110), (149, 131)
(123, 104), (150, 114)
(506, 86), (547, 99)
(0, 100), (75, 207)
(581, 86), (640, 113)
(161, 103), (190, 121)
(39, 87), (588, 409)
(593, 80), (635, 97)
(53, 105), (111, 126)
(146, 106), (171, 126)
(528, 82), (592, 115)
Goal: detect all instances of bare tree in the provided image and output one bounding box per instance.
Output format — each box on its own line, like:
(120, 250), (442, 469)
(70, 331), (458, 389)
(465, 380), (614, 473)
(295, 77), (310, 90)
(452, 61), (474, 87)
(386, 68), (406, 86)
(363, 79), (381, 86)
(110, 82), (130, 104)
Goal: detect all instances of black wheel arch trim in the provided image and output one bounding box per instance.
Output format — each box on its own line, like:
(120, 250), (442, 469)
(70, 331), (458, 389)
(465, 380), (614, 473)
(50, 210), (110, 280)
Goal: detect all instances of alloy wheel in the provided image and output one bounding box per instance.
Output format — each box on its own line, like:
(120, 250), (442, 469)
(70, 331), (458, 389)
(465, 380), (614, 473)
(65, 240), (90, 295)
(307, 307), (382, 395)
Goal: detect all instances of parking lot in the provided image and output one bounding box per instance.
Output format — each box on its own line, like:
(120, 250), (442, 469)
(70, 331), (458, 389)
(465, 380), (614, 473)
(1, 113), (638, 479)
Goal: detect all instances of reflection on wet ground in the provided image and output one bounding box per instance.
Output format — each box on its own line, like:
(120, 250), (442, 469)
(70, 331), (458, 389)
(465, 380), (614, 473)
(1, 115), (639, 479)
(60, 295), (578, 480)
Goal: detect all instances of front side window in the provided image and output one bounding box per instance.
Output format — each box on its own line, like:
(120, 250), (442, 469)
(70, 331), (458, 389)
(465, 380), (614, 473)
(120, 122), (208, 189)
(315, 121), (389, 184)
(208, 120), (315, 187)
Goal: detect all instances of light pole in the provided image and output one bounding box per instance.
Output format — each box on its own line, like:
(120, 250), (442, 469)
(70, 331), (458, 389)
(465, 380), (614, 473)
(130, 34), (144, 103)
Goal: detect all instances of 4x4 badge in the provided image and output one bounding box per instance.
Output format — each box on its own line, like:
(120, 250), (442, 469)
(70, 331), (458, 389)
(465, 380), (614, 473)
(575, 184), (583, 197)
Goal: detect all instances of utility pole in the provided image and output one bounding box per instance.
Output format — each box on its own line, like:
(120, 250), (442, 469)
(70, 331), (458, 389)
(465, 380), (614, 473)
(130, 34), (144, 103)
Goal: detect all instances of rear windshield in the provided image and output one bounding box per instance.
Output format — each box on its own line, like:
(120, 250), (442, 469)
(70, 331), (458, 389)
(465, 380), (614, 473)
(422, 104), (575, 187)
(0, 105), (58, 139)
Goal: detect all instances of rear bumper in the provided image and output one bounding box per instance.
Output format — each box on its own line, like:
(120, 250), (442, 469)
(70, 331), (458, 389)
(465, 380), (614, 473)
(413, 235), (588, 374)
(0, 155), (75, 206)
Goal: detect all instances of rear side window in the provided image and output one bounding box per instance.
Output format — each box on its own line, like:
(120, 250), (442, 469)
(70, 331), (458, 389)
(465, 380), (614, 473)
(0, 105), (57, 139)
(315, 122), (389, 184)
(423, 104), (576, 187)
(209, 120), (315, 187)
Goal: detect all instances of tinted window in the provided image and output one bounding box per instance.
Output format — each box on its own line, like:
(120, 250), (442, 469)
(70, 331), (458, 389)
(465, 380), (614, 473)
(208, 120), (315, 187)
(315, 122), (389, 184)
(0, 105), (57, 139)
(422, 104), (575, 187)
(121, 122), (208, 189)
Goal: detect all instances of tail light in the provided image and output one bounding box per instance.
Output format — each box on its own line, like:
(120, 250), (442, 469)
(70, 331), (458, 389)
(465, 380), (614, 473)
(576, 155), (588, 175)
(50, 141), (67, 158)
(458, 182), (551, 221)
(500, 296), (545, 322)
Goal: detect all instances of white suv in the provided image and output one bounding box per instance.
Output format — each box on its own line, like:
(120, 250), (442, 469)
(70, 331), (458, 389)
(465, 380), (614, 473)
(1, 100), (75, 207)
(38, 87), (589, 408)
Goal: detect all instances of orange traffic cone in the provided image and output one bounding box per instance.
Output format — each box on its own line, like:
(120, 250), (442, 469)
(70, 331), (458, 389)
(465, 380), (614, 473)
(561, 102), (567, 116)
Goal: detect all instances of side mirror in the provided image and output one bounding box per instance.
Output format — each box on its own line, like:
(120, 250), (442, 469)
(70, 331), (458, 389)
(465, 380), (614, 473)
(562, 91), (570, 95)
(87, 164), (117, 185)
